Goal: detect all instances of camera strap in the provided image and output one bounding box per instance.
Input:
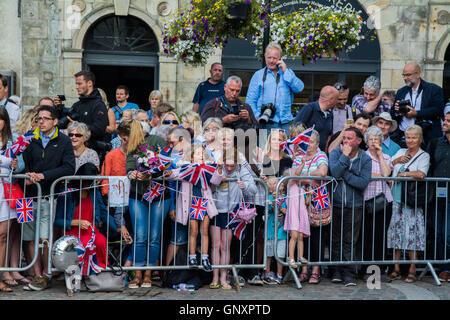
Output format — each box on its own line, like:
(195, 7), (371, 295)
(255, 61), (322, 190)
(261, 67), (281, 110)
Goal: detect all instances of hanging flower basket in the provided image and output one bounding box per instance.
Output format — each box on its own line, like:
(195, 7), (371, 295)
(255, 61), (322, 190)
(162, 0), (266, 66)
(252, 4), (368, 64)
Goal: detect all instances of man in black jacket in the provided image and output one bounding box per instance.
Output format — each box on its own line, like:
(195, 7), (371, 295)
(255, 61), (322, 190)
(390, 62), (444, 147)
(22, 105), (75, 291)
(55, 70), (109, 155)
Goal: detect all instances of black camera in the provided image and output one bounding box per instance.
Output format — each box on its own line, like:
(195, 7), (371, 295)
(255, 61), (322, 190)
(88, 140), (112, 153)
(397, 100), (411, 116)
(57, 94), (66, 102)
(258, 103), (276, 124)
(57, 107), (81, 129)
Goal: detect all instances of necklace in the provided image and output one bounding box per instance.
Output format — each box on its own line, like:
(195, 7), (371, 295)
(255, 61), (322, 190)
(74, 147), (86, 158)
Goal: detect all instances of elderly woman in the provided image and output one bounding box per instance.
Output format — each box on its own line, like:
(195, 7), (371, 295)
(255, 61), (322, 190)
(148, 90), (163, 120)
(202, 117), (223, 161)
(290, 129), (327, 284)
(68, 121), (100, 171)
(388, 125), (430, 283)
(362, 126), (393, 279)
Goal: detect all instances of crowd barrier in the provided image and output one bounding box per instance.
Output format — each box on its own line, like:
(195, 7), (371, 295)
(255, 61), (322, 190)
(274, 176), (450, 289)
(47, 175), (269, 292)
(0, 174), (42, 274)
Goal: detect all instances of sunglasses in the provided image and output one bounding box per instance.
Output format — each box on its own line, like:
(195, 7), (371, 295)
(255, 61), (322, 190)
(163, 120), (179, 125)
(334, 84), (348, 91)
(69, 133), (83, 138)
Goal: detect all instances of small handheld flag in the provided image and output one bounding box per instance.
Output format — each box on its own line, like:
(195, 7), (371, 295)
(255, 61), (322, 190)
(312, 186), (330, 211)
(143, 181), (166, 202)
(190, 196), (208, 220)
(16, 198), (33, 223)
(280, 127), (314, 157)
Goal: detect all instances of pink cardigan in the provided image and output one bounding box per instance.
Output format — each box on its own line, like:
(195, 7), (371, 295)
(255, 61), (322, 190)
(169, 169), (222, 225)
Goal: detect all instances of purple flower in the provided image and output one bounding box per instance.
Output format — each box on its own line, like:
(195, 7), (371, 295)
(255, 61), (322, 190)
(215, 36), (220, 42)
(309, 35), (313, 40)
(246, 0), (250, 4)
(164, 49), (168, 54)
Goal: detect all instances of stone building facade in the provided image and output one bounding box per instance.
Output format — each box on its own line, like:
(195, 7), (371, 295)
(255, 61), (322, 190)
(0, 0), (449, 112)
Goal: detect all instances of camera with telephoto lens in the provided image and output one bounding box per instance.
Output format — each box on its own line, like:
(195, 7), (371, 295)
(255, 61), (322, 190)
(258, 103), (276, 124)
(57, 107), (81, 129)
(397, 99), (411, 116)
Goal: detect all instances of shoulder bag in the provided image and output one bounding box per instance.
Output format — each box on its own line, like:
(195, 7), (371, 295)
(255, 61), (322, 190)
(400, 152), (427, 210)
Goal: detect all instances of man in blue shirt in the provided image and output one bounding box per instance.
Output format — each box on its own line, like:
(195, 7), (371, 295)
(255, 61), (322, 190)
(373, 112), (401, 157)
(112, 85), (139, 121)
(246, 43), (304, 141)
(192, 62), (225, 115)
(294, 86), (339, 152)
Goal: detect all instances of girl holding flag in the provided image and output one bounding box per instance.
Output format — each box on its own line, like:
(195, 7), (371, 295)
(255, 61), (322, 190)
(211, 147), (257, 289)
(164, 143), (221, 272)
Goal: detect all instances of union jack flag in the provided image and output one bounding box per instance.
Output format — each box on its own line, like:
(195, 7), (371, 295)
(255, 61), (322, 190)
(225, 204), (252, 240)
(16, 198), (33, 223)
(148, 147), (183, 174)
(240, 202), (251, 210)
(312, 186), (330, 211)
(275, 197), (286, 208)
(2, 131), (34, 158)
(280, 126), (314, 157)
(143, 181), (166, 202)
(74, 226), (101, 276)
(190, 196), (208, 220)
(179, 162), (217, 189)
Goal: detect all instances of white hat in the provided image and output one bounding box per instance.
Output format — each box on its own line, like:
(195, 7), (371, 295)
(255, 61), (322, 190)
(372, 112), (397, 132)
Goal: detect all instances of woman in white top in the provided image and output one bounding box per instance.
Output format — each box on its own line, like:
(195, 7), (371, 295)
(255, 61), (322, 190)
(387, 125), (430, 283)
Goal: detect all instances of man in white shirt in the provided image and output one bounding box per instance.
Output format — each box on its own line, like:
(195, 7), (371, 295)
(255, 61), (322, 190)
(0, 74), (21, 128)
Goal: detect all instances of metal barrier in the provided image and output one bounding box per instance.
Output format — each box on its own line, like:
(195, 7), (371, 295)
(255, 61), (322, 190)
(0, 174), (42, 274)
(274, 176), (450, 289)
(48, 175), (269, 291)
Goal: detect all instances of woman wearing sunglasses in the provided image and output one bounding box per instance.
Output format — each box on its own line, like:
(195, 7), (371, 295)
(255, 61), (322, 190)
(160, 111), (180, 129)
(68, 121), (100, 171)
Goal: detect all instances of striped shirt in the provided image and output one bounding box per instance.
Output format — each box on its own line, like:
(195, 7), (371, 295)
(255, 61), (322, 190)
(364, 150), (393, 202)
(293, 151), (328, 174)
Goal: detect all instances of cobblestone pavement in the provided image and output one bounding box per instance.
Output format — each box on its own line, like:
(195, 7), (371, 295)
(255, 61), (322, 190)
(1, 275), (448, 300)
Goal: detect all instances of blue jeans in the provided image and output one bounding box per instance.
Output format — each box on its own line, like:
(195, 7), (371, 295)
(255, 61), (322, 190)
(437, 199), (450, 271)
(128, 198), (171, 267)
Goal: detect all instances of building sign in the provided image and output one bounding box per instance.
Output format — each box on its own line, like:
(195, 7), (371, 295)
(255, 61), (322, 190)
(271, 0), (368, 20)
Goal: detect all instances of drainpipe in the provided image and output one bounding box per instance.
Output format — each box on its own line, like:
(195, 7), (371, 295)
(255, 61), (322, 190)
(423, 0), (431, 79)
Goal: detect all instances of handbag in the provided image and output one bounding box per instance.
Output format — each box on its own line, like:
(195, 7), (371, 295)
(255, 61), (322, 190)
(84, 264), (125, 292)
(2, 179), (24, 209)
(400, 152), (427, 209)
(365, 193), (386, 214)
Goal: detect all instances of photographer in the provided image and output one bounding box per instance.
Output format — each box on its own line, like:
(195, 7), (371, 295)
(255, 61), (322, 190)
(54, 70), (109, 156)
(246, 43), (304, 141)
(201, 75), (256, 131)
(390, 62), (445, 147)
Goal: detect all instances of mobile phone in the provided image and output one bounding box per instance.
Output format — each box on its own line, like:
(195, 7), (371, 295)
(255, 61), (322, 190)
(346, 119), (354, 125)
(57, 94), (66, 101)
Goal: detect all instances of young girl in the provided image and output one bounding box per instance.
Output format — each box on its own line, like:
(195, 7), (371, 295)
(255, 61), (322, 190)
(283, 124), (310, 271)
(165, 143), (221, 271)
(210, 147), (257, 289)
(264, 176), (288, 285)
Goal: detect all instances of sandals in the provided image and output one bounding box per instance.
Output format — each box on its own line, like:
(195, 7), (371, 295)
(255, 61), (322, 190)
(287, 258), (298, 269)
(209, 282), (220, 289)
(128, 276), (142, 289)
(389, 271), (402, 282)
(141, 276), (152, 288)
(221, 283), (232, 290)
(151, 272), (161, 281)
(2, 278), (18, 287)
(299, 272), (309, 283)
(308, 273), (321, 284)
(0, 281), (13, 292)
(405, 273), (417, 283)
(14, 277), (31, 285)
(298, 257), (308, 265)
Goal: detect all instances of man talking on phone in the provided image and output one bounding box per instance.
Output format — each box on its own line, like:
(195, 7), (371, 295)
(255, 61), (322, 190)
(246, 43), (304, 143)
